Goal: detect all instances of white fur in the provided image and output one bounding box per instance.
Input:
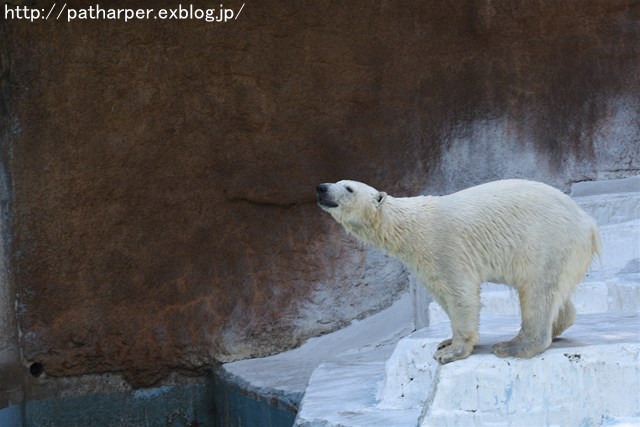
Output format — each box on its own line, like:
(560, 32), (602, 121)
(317, 179), (601, 363)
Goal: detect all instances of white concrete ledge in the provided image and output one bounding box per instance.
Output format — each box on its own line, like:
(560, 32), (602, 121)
(296, 313), (640, 427)
(222, 292), (415, 410)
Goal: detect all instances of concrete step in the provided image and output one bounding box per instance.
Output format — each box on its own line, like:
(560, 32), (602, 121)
(428, 276), (640, 325)
(295, 312), (640, 427)
(221, 293), (415, 415)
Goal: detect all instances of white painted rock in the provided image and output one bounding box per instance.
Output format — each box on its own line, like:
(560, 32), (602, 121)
(296, 314), (640, 427)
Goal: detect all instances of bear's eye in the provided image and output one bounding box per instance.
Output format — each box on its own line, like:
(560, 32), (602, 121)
(346, 186), (354, 193)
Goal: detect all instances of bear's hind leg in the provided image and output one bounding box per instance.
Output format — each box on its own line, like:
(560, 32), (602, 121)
(492, 285), (558, 358)
(552, 299), (576, 338)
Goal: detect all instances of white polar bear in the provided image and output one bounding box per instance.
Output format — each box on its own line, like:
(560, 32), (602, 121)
(316, 179), (601, 364)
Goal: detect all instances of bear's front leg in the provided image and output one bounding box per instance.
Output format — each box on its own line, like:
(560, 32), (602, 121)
(434, 337), (475, 364)
(433, 293), (480, 364)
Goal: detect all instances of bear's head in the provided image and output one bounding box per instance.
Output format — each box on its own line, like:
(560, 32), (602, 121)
(316, 180), (387, 232)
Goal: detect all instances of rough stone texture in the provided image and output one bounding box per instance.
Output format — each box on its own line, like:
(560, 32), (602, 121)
(1, 0), (639, 388)
(0, 16), (23, 410)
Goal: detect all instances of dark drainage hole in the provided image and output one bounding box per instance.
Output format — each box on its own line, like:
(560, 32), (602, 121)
(29, 362), (44, 377)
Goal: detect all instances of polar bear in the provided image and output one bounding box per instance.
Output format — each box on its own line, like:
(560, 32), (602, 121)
(316, 179), (601, 364)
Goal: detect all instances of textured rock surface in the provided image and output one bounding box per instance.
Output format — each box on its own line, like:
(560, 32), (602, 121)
(1, 0), (639, 388)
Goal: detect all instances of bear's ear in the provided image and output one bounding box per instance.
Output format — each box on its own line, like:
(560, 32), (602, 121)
(375, 191), (387, 208)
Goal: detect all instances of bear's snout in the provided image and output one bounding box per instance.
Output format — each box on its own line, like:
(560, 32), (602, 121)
(316, 184), (329, 194)
(316, 183), (338, 208)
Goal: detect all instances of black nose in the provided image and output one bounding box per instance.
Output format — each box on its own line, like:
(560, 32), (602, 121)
(316, 184), (329, 194)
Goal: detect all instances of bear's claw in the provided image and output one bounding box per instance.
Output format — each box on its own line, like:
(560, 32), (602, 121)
(433, 341), (472, 364)
(437, 338), (452, 350)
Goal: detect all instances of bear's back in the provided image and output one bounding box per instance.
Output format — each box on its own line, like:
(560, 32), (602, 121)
(439, 179), (580, 220)
(430, 179), (598, 283)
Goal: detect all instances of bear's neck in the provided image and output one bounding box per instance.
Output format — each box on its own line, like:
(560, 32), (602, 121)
(349, 196), (433, 259)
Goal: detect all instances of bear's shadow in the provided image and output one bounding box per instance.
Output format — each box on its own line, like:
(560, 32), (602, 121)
(472, 337), (581, 356)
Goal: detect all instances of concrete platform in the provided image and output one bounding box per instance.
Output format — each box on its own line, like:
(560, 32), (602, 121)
(296, 313), (640, 427)
(221, 292), (415, 412)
